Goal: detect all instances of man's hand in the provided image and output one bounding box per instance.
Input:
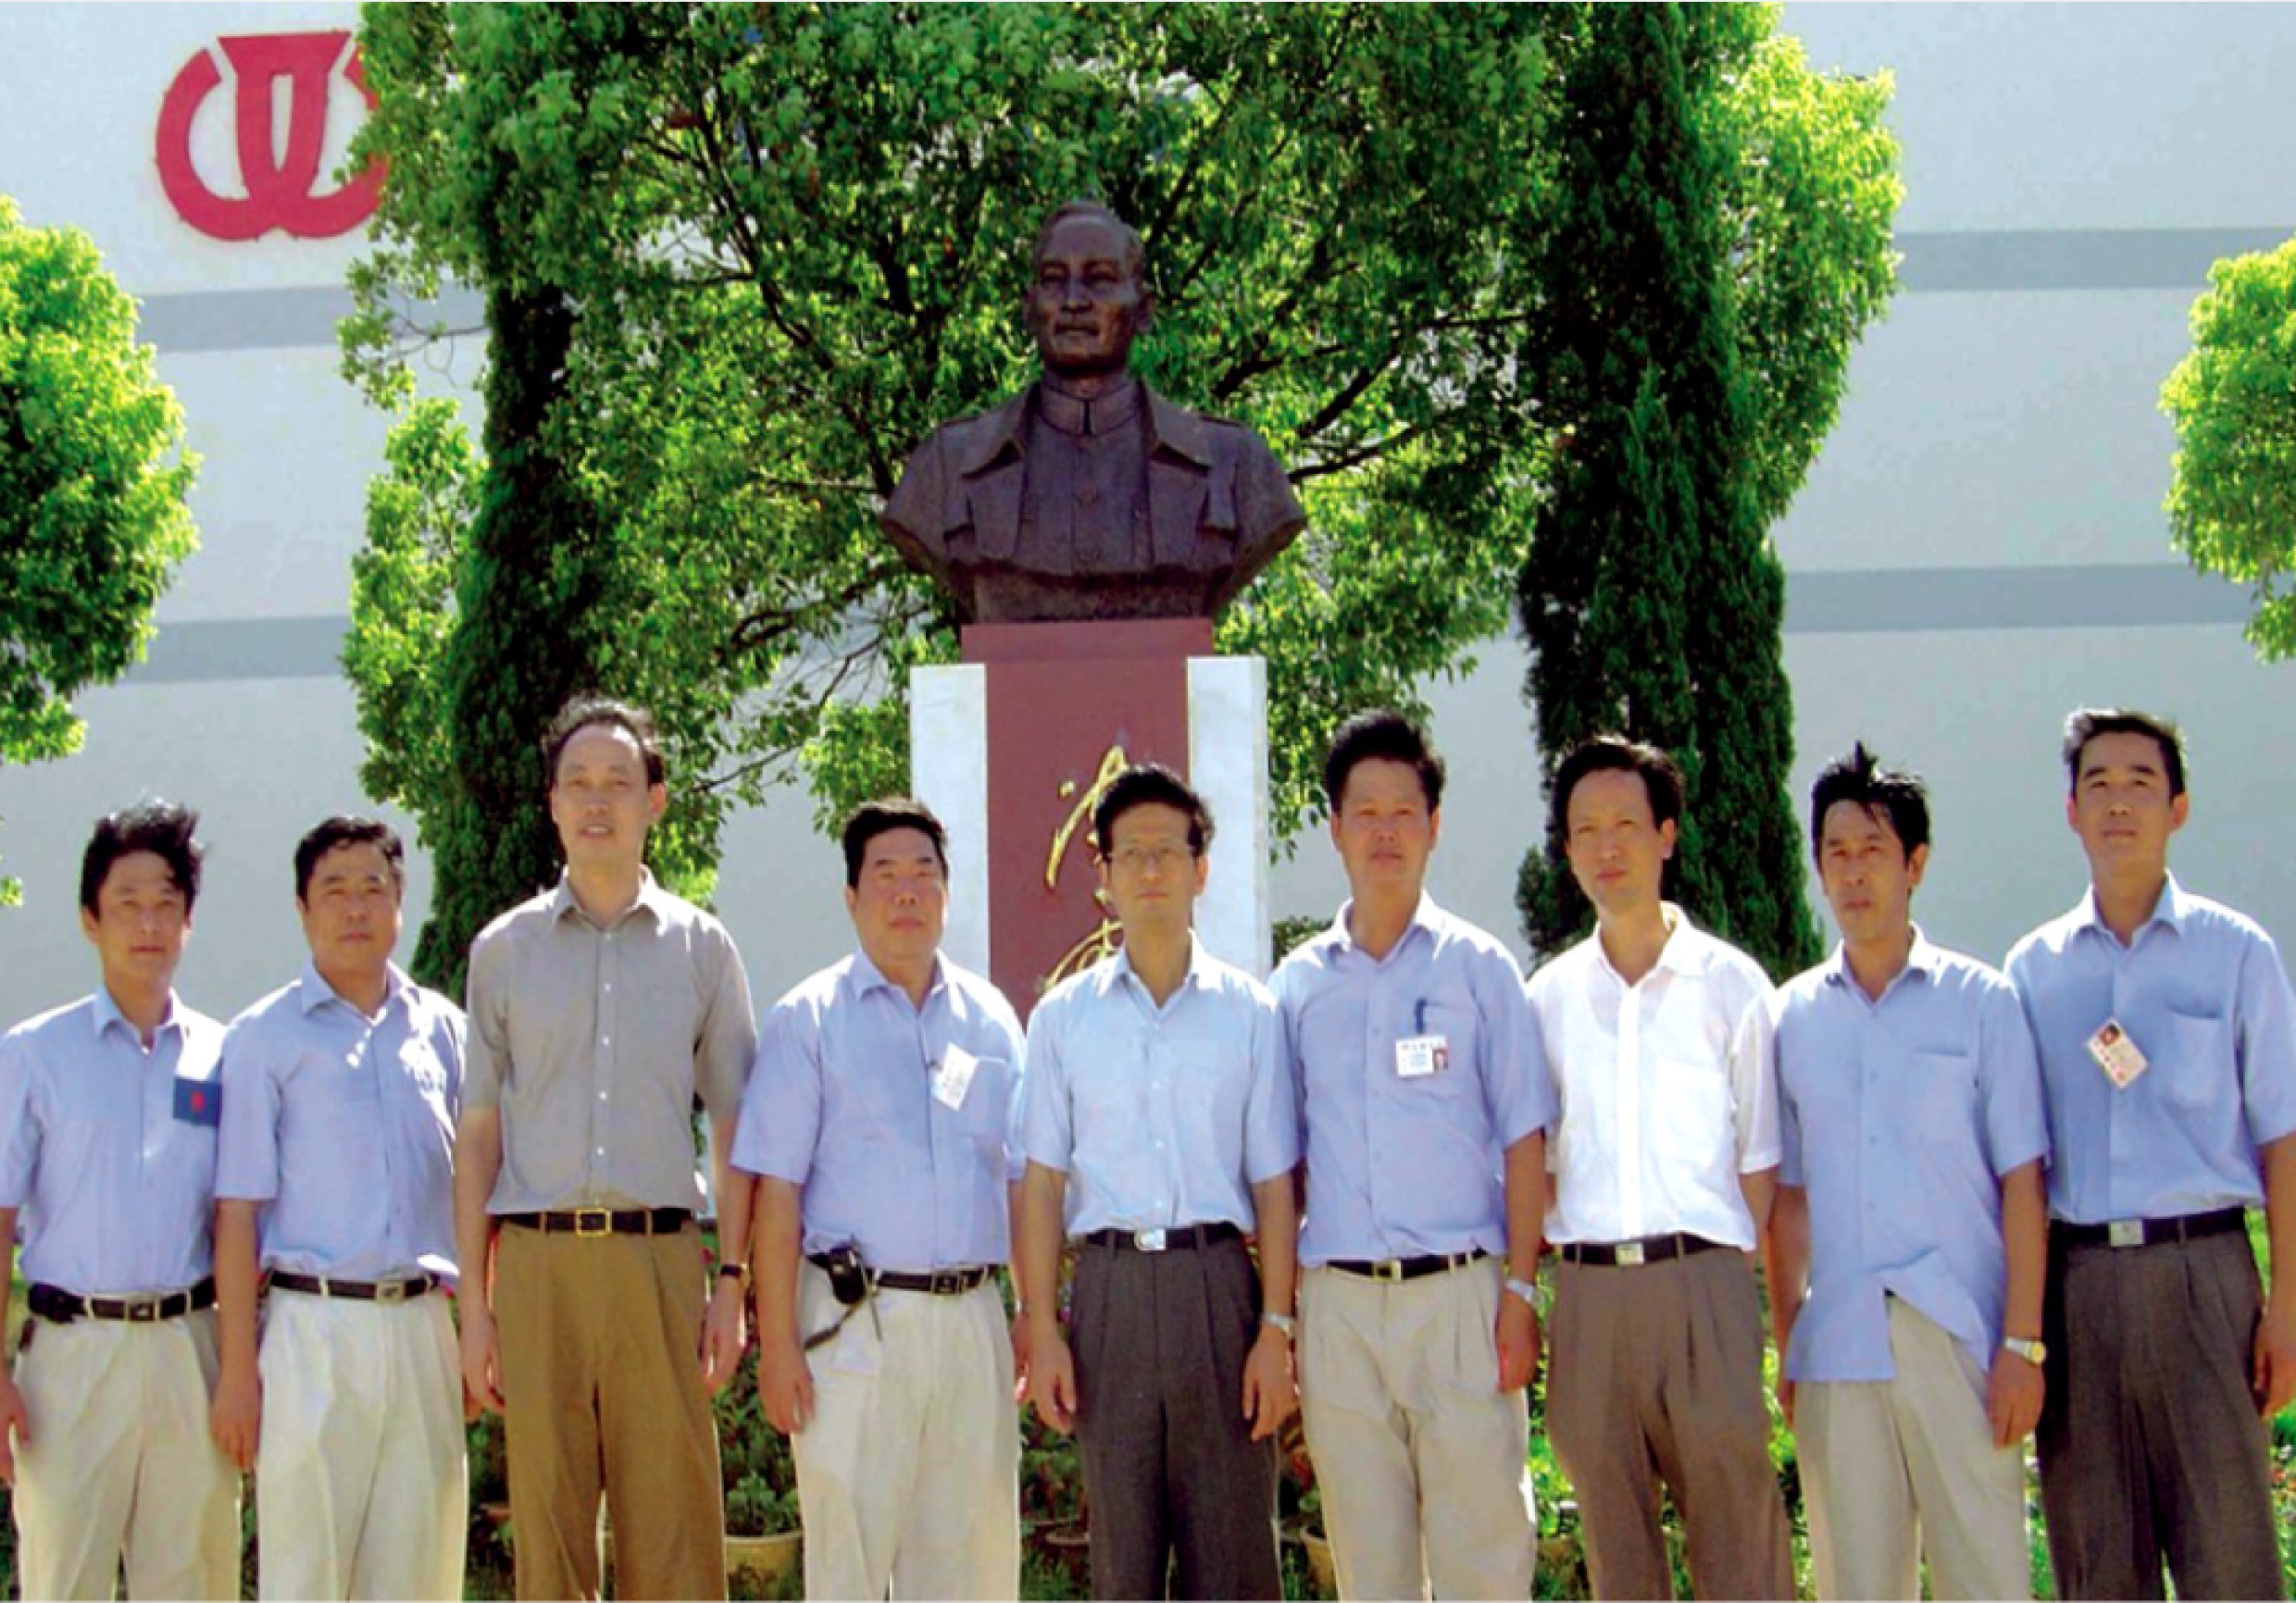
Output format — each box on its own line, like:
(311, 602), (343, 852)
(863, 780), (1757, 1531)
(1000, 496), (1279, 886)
(460, 1302), (505, 1415)
(2253, 1295), (2296, 1418)
(1027, 1320), (1079, 1435)
(1987, 1348), (2044, 1448)
(758, 1333), (815, 1436)
(1496, 1291), (1541, 1394)
(209, 1364), (262, 1473)
(1241, 1323), (1297, 1442)
(1010, 1312), (1034, 1404)
(700, 1274), (748, 1393)
(1776, 1374), (1797, 1430)
(0, 1373), (28, 1485)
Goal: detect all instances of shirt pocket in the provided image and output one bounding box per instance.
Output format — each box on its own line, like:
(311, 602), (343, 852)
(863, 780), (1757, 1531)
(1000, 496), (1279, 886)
(2158, 1004), (2228, 1112)
(1396, 1001), (1480, 1100)
(1654, 1053), (1731, 1159)
(960, 1054), (1017, 1166)
(1903, 1048), (1979, 1144)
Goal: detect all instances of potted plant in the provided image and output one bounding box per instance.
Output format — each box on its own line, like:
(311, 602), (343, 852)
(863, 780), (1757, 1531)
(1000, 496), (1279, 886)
(715, 1348), (803, 1589)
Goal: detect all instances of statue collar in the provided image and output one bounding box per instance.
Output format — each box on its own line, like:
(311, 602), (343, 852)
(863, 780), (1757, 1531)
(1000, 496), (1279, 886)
(1036, 378), (1142, 437)
(957, 381), (1214, 477)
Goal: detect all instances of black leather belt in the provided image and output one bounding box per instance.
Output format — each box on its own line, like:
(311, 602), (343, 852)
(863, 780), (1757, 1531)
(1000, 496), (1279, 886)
(2053, 1206), (2248, 1250)
(499, 1207), (692, 1236)
(1559, 1233), (1730, 1268)
(807, 1256), (992, 1297)
(1325, 1249), (1489, 1282)
(28, 1277), (217, 1324)
(1081, 1222), (1242, 1253)
(268, 1270), (439, 1303)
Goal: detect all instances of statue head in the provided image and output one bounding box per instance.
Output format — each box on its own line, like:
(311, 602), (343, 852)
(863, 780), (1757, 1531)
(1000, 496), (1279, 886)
(1024, 201), (1155, 384)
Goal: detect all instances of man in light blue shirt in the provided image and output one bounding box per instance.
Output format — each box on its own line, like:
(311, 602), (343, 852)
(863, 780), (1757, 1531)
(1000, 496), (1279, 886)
(1020, 764), (1299, 1600)
(0, 802), (240, 1599)
(1273, 712), (1553, 1602)
(210, 816), (468, 1599)
(1759, 746), (2049, 1600)
(737, 799), (1028, 1601)
(2007, 707), (2296, 1600)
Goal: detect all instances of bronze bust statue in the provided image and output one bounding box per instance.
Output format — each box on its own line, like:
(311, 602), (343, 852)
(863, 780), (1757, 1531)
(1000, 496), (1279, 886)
(881, 202), (1306, 625)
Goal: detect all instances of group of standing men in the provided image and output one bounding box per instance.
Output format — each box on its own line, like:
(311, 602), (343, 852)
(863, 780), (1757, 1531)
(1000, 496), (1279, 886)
(1, 695), (2290, 1603)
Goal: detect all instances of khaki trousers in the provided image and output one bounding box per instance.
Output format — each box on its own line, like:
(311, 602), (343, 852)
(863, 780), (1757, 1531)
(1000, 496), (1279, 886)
(1297, 1259), (1534, 1601)
(495, 1222), (725, 1602)
(1796, 1299), (2028, 1601)
(256, 1288), (468, 1600)
(1548, 1248), (1791, 1601)
(8, 1307), (241, 1600)
(791, 1262), (1019, 1600)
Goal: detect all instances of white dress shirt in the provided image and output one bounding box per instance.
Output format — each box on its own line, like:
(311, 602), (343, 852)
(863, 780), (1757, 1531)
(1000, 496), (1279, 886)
(1528, 907), (1780, 1249)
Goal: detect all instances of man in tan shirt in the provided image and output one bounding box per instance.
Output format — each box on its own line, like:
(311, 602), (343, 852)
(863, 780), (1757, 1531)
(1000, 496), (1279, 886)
(454, 697), (758, 1601)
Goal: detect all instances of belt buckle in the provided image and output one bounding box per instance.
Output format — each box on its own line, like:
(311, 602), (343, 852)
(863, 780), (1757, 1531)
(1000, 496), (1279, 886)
(1134, 1228), (1167, 1253)
(573, 1209), (613, 1238)
(1372, 1258), (1404, 1282)
(1616, 1241), (1646, 1267)
(2107, 1219), (2145, 1249)
(127, 1296), (161, 1323)
(374, 1278), (411, 1304)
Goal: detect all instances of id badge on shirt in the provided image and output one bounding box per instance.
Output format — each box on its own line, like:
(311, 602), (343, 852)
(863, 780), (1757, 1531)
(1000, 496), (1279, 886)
(172, 1074), (222, 1126)
(932, 1044), (980, 1111)
(2086, 1017), (2150, 1090)
(1394, 1034), (1451, 1079)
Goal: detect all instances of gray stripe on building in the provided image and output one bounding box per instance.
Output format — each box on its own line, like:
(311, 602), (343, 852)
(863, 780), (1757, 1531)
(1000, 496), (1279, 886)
(127, 565), (2249, 685)
(138, 285), (486, 354)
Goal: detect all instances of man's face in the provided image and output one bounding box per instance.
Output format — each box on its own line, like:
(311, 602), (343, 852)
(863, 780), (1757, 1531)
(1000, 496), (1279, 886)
(2066, 730), (2187, 880)
(844, 826), (948, 974)
(1024, 214), (1151, 379)
(1564, 767), (1676, 920)
(548, 723), (667, 871)
(299, 841), (404, 994)
(1817, 801), (1927, 950)
(81, 850), (192, 994)
(1329, 759), (1440, 904)
(1099, 802), (1206, 940)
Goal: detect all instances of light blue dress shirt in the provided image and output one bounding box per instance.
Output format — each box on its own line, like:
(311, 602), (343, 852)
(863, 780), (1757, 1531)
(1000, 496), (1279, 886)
(215, 961), (465, 1283)
(0, 988), (223, 1295)
(1764, 937), (2050, 1383)
(735, 951), (1026, 1271)
(2007, 875), (2296, 1224)
(1275, 897), (1556, 1265)
(1022, 939), (1297, 1238)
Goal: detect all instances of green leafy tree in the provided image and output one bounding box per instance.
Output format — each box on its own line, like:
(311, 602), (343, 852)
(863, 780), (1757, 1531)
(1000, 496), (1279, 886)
(2162, 235), (2296, 660)
(0, 196), (199, 904)
(1516, 6), (1896, 975)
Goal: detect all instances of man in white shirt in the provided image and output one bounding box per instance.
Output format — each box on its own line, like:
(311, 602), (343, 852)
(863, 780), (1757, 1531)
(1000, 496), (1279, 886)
(1528, 736), (1792, 1599)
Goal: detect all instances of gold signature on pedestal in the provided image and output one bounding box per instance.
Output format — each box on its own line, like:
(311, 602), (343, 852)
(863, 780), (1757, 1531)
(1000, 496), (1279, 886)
(1041, 744), (1127, 992)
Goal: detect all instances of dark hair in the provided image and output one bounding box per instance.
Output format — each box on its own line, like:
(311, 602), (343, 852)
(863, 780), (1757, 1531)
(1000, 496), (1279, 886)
(1808, 743), (1929, 864)
(1034, 200), (1148, 285)
(1092, 764), (1213, 858)
(543, 696), (666, 788)
(840, 799), (950, 889)
(80, 801), (204, 915)
(2063, 707), (2186, 798)
(294, 816), (406, 902)
(1321, 711), (1446, 814)
(1552, 735), (1684, 830)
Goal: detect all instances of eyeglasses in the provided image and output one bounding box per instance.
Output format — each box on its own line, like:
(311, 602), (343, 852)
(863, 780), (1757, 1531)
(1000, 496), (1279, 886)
(1105, 842), (1194, 875)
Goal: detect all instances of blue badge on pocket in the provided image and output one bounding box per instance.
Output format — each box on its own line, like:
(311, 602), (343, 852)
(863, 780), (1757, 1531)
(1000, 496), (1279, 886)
(173, 1075), (221, 1126)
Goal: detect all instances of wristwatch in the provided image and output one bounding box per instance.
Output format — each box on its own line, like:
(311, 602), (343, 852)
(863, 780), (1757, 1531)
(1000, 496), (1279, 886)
(1504, 1275), (1541, 1309)
(1261, 1311), (1298, 1339)
(718, 1261), (754, 1293)
(2002, 1336), (2045, 1365)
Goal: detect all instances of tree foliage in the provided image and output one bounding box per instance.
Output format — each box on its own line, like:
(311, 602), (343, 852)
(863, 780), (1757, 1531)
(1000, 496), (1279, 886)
(2162, 235), (2296, 661)
(1515, 7), (1897, 976)
(0, 195), (200, 904)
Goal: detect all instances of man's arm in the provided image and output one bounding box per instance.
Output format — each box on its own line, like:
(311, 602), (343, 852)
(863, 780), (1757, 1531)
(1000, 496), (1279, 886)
(2254, 1132), (2296, 1417)
(1242, 1171), (1299, 1440)
(1498, 1129), (1546, 1394)
(750, 1176), (811, 1435)
(1988, 1159), (2048, 1445)
(0, 1209), (23, 1485)
(454, 1106), (506, 1414)
(210, 1199), (264, 1470)
(1766, 1184), (1811, 1427)
(701, 1117), (753, 1393)
(1018, 1162), (1077, 1434)
(1741, 1166), (1779, 1245)
(1007, 1179), (1031, 1398)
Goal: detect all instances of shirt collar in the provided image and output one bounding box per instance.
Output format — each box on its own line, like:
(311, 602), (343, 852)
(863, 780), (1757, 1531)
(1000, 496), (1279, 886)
(1036, 377), (1142, 438)
(91, 985), (179, 1044)
(1112, 933), (1217, 999)
(843, 947), (946, 1007)
(1329, 893), (1442, 959)
(1592, 902), (1713, 986)
(957, 381), (1216, 475)
(1821, 926), (1942, 995)
(2072, 871), (2187, 942)
(296, 956), (414, 1019)
(548, 868), (668, 932)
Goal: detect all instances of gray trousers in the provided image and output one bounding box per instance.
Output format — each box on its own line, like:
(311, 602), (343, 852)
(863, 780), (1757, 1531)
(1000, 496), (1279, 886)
(2039, 1226), (2283, 1601)
(1070, 1235), (1280, 1600)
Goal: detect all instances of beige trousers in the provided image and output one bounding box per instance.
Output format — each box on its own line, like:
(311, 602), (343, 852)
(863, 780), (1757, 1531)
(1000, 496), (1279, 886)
(1796, 1299), (2028, 1601)
(8, 1307), (241, 1600)
(791, 1262), (1020, 1600)
(256, 1288), (468, 1600)
(1297, 1260), (1535, 1601)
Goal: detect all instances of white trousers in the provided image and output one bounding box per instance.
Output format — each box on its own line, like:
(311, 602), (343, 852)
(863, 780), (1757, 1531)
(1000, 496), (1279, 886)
(256, 1288), (468, 1600)
(790, 1263), (1020, 1600)
(9, 1306), (241, 1600)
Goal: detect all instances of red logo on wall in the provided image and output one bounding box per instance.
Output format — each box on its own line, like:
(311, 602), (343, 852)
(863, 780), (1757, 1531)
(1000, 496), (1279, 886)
(156, 31), (385, 241)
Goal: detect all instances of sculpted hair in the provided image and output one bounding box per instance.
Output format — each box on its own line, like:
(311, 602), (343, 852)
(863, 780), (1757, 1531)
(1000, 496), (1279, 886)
(542, 695), (666, 788)
(2062, 707), (2186, 798)
(1321, 711), (1446, 813)
(1809, 743), (1929, 864)
(80, 801), (205, 915)
(840, 799), (950, 889)
(1092, 763), (1213, 858)
(1551, 735), (1684, 830)
(1034, 199), (1148, 285)
(293, 815), (405, 902)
